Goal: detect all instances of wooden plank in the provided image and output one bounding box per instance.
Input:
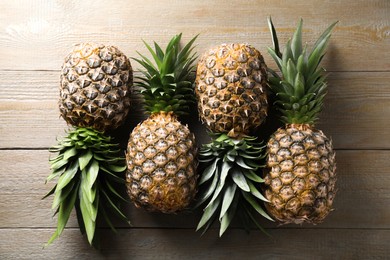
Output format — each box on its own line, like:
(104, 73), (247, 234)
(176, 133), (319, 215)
(318, 71), (390, 149)
(0, 0), (389, 71)
(1, 71), (389, 149)
(1, 150), (389, 229)
(0, 228), (389, 259)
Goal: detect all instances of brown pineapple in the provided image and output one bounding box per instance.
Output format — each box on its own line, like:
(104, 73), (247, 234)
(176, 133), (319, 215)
(60, 42), (132, 131)
(265, 124), (336, 223)
(195, 43), (268, 138)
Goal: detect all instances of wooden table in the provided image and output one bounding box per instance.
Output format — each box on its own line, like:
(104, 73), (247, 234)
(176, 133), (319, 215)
(1, 0), (389, 258)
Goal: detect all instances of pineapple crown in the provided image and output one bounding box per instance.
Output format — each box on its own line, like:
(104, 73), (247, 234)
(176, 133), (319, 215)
(267, 18), (337, 125)
(134, 34), (198, 116)
(195, 133), (272, 237)
(44, 128), (129, 247)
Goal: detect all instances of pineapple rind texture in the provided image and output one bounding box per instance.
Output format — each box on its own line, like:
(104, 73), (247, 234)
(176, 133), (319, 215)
(195, 43), (269, 138)
(59, 43), (133, 132)
(264, 124), (336, 224)
(126, 112), (198, 213)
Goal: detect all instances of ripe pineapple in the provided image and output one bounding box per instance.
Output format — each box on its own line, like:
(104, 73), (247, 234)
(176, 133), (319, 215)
(264, 18), (337, 224)
(60, 42), (132, 131)
(44, 43), (132, 246)
(195, 43), (268, 139)
(194, 44), (272, 236)
(126, 34), (198, 213)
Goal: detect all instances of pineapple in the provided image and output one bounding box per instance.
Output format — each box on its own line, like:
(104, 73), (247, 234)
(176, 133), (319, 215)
(195, 43), (268, 139)
(264, 18), (337, 224)
(194, 44), (272, 236)
(126, 34), (198, 213)
(60, 42), (132, 131)
(44, 43), (132, 246)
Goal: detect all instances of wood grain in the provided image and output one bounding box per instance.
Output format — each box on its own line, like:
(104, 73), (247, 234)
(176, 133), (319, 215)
(0, 0), (389, 258)
(1, 150), (389, 230)
(0, 229), (389, 259)
(0, 0), (389, 71)
(1, 71), (389, 149)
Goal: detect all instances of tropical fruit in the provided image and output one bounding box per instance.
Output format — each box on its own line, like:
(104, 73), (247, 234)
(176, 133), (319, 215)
(264, 18), (337, 224)
(195, 43), (268, 138)
(59, 42), (132, 131)
(126, 34), (198, 213)
(194, 43), (272, 236)
(44, 43), (132, 246)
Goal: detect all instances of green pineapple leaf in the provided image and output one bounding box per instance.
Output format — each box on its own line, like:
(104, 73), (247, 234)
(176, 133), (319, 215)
(242, 191), (273, 221)
(134, 34), (198, 116)
(231, 168), (250, 192)
(267, 17), (282, 58)
(204, 161), (231, 210)
(219, 182), (237, 220)
(219, 189), (239, 237)
(291, 19), (303, 61)
(267, 18), (337, 125)
(196, 194), (221, 231)
(195, 133), (271, 236)
(44, 128), (129, 247)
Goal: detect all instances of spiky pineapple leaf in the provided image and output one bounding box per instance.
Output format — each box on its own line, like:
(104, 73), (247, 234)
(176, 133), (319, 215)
(231, 168), (250, 192)
(142, 39), (162, 68)
(101, 189), (128, 222)
(204, 161), (231, 209)
(196, 194), (222, 231)
(45, 180), (79, 247)
(196, 133), (271, 236)
(267, 17), (337, 125)
(87, 159), (99, 189)
(267, 17), (282, 58)
(194, 173), (219, 208)
(79, 150), (93, 171)
(291, 19), (303, 61)
(199, 158), (219, 185)
(219, 182), (237, 220)
(79, 187), (96, 245)
(242, 191), (273, 221)
(242, 170), (265, 183)
(55, 160), (79, 191)
(247, 180), (269, 202)
(52, 179), (75, 210)
(219, 190), (239, 237)
(134, 33), (198, 115)
(44, 128), (129, 247)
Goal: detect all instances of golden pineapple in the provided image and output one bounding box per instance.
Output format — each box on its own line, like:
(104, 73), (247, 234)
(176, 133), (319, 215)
(126, 34), (198, 213)
(127, 111), (197, 213)
(194, 44), (272, 236)
(264, 18), (337, 224)
(265, 125), (336, 223)
(60, 42), (132, 131)
(195, 43), (268, 138)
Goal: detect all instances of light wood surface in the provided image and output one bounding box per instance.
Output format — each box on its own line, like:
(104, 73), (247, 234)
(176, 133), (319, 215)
(1, 150), (389, 229)
(0, 0), (389, 259)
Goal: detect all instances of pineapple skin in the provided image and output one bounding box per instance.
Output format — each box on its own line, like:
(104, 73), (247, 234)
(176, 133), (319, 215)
(126, 111), (198, 213)
(59, 43), (132, 131)
(264, 124), (336, 224)
(195, 43), (268, 138)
